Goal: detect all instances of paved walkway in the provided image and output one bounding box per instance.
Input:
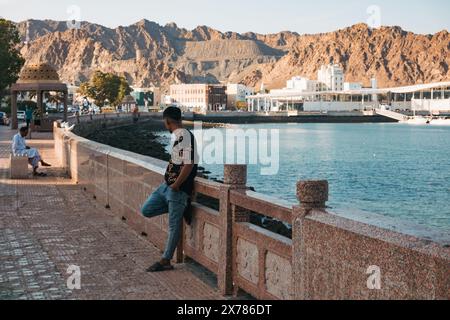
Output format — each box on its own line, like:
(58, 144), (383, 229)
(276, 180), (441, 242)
(0, 125), (222, 300)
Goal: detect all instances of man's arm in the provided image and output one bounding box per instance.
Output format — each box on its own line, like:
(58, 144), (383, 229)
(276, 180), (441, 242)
(170, 164), (194, 192)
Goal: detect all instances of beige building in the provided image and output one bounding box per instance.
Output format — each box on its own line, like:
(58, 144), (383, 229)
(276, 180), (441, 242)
(170, 84), (227, 113)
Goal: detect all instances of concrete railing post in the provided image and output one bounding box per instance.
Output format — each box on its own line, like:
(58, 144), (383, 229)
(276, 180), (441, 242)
(296, 181), (328, 210)
(292, 180), (328, 300)
(218, 164), (247, 295)
(224, 165), (249, 223)
(62, 134), (70, 174)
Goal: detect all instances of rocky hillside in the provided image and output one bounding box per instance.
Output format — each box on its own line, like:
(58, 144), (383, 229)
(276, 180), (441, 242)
(15, 19), (450, 90)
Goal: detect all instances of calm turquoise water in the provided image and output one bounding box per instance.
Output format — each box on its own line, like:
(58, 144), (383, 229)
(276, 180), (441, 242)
(187, 123), (450, 233)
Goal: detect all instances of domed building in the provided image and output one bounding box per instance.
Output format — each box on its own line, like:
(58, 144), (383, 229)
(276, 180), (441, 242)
(11, 63), (68, 131)
(17, 63), (62, 84)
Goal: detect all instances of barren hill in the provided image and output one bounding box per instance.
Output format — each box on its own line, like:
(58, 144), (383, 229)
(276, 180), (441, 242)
(15, 19), (450, 90)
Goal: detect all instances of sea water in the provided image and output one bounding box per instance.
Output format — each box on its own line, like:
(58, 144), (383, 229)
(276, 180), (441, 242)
(187, 123), (450, 234)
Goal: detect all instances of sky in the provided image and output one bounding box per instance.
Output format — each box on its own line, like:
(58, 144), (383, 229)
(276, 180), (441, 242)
(1, 0), (449, 35)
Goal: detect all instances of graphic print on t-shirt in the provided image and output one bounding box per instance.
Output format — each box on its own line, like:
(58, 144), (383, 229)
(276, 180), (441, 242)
(164, 129), (198, 195)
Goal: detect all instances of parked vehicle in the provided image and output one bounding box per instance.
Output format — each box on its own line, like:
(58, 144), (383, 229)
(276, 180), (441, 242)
(17, 111), (26, 121)
(68, 105), (80, 113)
(0, 112), (9, 125)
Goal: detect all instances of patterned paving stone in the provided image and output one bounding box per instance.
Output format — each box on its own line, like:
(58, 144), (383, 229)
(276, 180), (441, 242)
(0, 126), (222, 300)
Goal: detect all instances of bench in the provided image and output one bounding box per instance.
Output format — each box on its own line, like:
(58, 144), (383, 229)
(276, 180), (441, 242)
(10, 154), (29, 179)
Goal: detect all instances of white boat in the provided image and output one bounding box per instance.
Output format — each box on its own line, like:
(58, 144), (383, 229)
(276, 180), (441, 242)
(401, 116), (430, 125)
(400, 116), (450, 126)
(428, 117), (450, 126)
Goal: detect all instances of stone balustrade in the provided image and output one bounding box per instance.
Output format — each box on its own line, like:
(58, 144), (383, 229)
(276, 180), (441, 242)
(53, 116), (450, 300)
(66, 113), (161, 137)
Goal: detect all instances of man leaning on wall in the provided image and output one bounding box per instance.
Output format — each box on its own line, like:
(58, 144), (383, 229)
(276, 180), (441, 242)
(140, 107), (198, 272)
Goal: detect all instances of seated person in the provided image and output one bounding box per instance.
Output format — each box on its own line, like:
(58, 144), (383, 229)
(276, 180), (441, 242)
(12, 127), (51, 177)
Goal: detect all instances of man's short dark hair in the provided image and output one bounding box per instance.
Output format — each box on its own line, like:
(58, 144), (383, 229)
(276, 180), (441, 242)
(163, 107), (182, 122)
(20, 126), (29, 133)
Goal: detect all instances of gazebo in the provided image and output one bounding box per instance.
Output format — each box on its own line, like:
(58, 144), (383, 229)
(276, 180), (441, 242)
(10, 63), (68, 130)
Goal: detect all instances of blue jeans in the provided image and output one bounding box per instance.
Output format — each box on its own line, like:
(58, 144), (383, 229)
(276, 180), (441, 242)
(141, 183), (189, 261)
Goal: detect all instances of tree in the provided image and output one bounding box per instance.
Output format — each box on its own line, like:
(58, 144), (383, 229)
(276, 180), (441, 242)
(78, 71), (132, 108)
(0, 19), (25, 102)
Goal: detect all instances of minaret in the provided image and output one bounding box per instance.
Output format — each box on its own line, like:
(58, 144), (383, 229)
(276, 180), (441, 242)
(371, 76), (378, 89)
(371, 76), (378, 103)
(260, 82), (266, 94)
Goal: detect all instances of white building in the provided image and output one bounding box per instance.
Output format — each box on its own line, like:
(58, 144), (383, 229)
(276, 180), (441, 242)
(256, 76), (327, 112)
(318, 64), (344, 91)
(227, 84), (254, 110)
(163, 95), (173, 105)
(247, 81), (450, 113)
(344, 82), (362, 91)
(272, 76), (326, 95)
(286, 77), (320, 92)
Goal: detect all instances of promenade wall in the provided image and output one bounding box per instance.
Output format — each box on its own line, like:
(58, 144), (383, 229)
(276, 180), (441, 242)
(186, 111), (396, 124)
(54, 114), (449, 300)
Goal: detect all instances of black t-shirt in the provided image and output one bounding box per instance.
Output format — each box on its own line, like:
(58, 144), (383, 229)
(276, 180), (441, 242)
(164, 129), (198, 196)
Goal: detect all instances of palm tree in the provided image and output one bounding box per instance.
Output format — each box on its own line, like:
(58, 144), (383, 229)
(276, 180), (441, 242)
(45, 92), (64, 104)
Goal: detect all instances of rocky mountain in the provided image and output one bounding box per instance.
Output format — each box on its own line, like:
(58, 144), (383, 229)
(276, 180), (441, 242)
(15, 19), (450, 91)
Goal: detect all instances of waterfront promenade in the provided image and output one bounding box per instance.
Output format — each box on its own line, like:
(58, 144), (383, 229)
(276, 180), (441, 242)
(0, 125), (222, 300)
(1, 118), (448, 300)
